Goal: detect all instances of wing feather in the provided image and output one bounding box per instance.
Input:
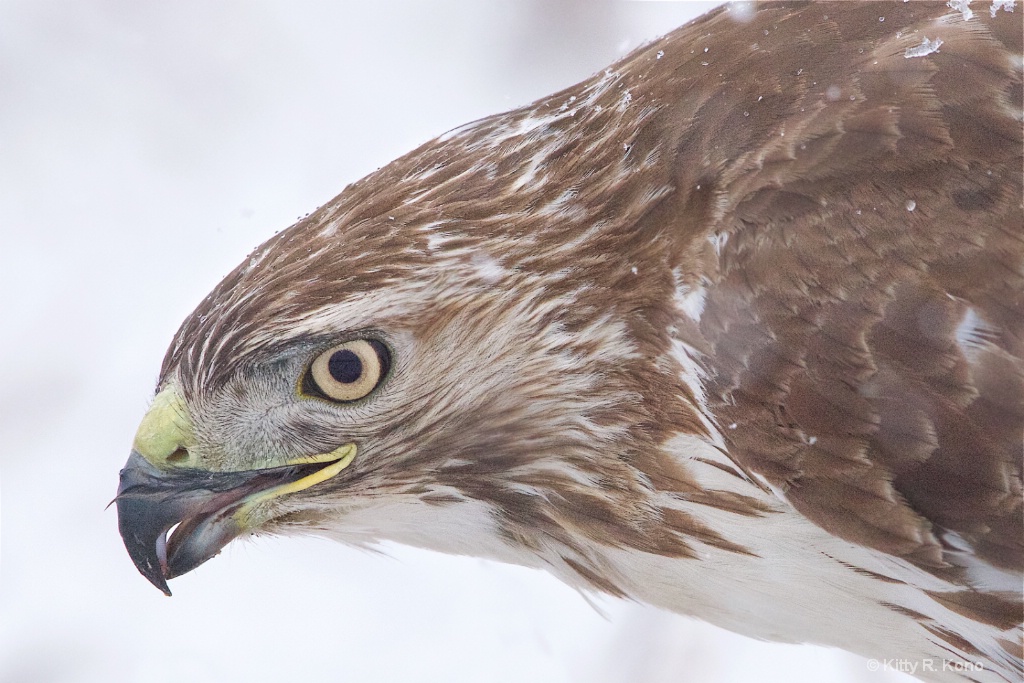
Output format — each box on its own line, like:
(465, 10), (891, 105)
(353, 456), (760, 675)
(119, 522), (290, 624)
(674, 3), (1024, 582)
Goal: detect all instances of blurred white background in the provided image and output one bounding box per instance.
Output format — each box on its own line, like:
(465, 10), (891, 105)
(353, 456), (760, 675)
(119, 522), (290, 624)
(0, 2), (917, 682)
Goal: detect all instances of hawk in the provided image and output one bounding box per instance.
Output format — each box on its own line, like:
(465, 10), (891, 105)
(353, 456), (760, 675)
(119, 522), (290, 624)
(116, 2), (1023, 680)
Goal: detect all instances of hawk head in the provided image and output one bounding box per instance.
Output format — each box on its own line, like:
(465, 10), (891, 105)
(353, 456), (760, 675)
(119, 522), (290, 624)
(116, 82), (719, 595)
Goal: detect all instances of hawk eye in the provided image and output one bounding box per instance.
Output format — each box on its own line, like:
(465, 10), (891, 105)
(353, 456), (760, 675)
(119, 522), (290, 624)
(303, 339), (390, 403)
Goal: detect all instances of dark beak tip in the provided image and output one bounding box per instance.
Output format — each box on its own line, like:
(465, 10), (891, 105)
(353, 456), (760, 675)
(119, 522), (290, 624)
(116, 452), (180, 596)
(118, 522), (173, 596)
(148, 572), (173, 597)
(139, 554), (173, 597)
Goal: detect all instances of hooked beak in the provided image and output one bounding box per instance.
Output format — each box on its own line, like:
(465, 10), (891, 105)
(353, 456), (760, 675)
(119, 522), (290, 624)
(115, 445), (356, 596)
(117, 384), (357, 595)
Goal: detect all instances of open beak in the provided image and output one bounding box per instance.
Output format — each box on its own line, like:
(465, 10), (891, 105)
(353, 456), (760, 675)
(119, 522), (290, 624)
(115, 445), (355, 596)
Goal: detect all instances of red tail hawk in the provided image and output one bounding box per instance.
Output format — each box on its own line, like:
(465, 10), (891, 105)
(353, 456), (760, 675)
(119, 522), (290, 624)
(117, 3), (1023, 680)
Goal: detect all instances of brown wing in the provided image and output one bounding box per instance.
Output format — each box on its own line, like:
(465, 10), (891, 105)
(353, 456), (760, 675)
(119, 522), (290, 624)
(674, 3), (1023, 580)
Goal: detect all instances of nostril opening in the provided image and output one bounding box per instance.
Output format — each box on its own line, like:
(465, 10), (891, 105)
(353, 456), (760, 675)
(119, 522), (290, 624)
(166, 448), (190, 464)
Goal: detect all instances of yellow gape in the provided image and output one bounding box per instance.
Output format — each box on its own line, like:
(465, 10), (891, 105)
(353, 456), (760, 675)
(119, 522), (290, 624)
(232, 444), (357, 526)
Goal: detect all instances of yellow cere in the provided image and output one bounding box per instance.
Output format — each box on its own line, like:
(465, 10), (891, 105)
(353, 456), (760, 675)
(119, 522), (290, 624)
(232, 443), (357, 524)
(132, 385), (195, 467)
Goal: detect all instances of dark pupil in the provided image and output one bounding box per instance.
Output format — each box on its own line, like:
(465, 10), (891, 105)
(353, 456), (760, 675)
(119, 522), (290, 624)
(328, 349), (363, 383)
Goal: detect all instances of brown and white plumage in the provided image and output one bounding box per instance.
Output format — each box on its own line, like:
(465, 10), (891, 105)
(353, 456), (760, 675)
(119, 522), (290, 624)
(117, 3), (1023, 681)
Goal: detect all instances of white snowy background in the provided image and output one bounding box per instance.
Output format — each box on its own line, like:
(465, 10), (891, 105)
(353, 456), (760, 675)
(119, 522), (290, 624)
(0, 2), (917, 682)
